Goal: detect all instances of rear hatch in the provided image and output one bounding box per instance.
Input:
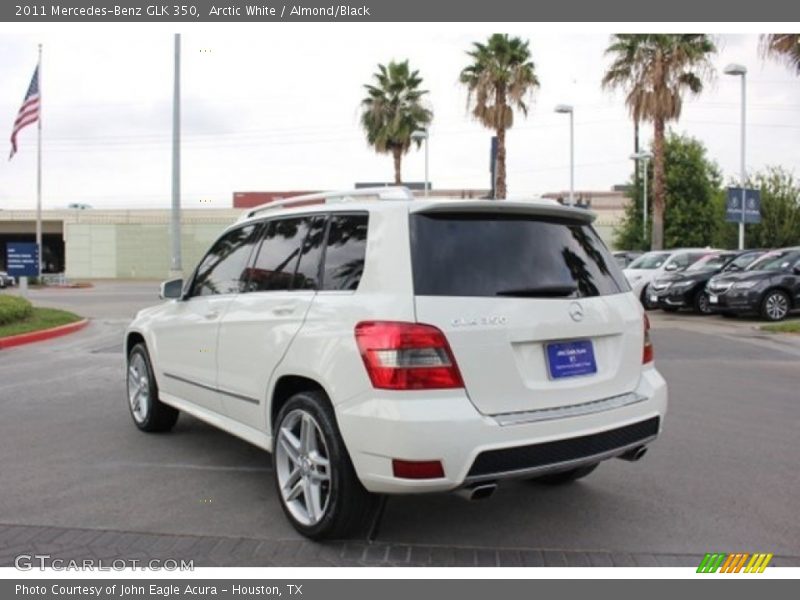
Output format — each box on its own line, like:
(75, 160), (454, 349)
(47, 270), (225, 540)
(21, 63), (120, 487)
(410, 204), (643, 416)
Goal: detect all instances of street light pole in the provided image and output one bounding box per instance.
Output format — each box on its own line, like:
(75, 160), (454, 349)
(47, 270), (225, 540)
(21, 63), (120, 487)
(555, 105), (574, 206)
(725, 64), (747, 250)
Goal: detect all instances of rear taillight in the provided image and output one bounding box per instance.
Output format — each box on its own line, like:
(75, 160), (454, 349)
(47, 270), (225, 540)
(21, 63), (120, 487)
(643, 313), (654, 364)
(354, 321), (464, 390)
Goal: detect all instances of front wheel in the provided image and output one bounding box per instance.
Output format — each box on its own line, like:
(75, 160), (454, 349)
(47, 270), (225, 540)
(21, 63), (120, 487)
(640, 287), (655, 310)
(127, 343), (179, 432)
(273, 391), (377, 540)
(761, 290), (790, 322)
(694, 291), (712, 315)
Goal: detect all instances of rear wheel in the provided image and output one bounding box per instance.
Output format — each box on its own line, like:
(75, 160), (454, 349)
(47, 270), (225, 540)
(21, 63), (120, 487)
(760, 290), (790, 322)
(694, 291), (712, 315)
(273, 391), (377, 540)
(532, 463), (598, 485)
(126, 343), (179, 432)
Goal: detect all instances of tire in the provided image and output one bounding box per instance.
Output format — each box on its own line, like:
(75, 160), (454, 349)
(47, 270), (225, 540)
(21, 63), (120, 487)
(273, 390), (377, 540)
(126, 343), (179, 432)
(640, 287), (654, 310)
(532, 463), (598, 485)
(694, 291), (712, 315)
(760, 289), (791, 322)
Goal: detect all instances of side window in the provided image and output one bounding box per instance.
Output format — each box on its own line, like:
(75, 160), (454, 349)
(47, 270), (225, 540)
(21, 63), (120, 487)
(322, 214), (369, 291)
(247, 217), (324, 292)
(670, 254), (688, 269)
(294, 216), (327, 290)
(190, 224), (259, 297)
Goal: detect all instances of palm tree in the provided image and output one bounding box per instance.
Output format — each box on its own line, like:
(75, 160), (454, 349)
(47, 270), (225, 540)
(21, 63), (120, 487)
(460, 34), (540, 199)
(760, 34), (800, 74)
(602, 34), (716, 250)
(360, 60), (433, 184)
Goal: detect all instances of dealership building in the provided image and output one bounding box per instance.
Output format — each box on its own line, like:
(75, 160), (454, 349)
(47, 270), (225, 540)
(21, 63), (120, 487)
(0, 187), (630, 280)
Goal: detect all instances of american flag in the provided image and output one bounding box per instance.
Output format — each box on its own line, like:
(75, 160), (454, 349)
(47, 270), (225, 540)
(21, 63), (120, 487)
(9, 65), (40, 160)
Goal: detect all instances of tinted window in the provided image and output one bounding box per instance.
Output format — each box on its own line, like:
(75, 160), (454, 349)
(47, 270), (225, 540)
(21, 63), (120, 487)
(410, 213), (627, 298)
(246, 217), (324, 292)
(294, 216), (327, 290)
(748, 250), (800, 272)
(687, 253), (728, 271)
(322, 214), (368, 291)
(191, 224), (259, 297)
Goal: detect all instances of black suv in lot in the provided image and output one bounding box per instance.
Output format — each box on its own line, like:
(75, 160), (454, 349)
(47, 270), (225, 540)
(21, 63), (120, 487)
(651, 250), (765, 314)
(706, 248), (800, 321)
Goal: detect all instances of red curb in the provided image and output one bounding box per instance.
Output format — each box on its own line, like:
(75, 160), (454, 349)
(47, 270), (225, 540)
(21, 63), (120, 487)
(0, 318), (90, 350)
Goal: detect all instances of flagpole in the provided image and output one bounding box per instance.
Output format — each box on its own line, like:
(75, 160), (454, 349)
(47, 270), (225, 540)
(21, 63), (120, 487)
(36, 43), (42, 276)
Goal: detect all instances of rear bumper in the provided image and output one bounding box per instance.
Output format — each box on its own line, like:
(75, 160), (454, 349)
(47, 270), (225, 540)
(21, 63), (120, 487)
(336, 367), (668, 494)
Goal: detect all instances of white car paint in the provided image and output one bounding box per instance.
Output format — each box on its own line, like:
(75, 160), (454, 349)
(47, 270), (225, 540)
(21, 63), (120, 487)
(127, 194), (668, 495)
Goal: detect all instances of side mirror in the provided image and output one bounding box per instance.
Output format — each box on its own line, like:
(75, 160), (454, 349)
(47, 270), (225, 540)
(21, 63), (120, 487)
(664, 263), (678, 272)
(160, 278), (184, 299)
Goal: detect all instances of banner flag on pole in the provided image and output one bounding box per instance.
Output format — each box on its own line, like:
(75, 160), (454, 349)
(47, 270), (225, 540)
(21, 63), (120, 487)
(9, 65), (41, 160)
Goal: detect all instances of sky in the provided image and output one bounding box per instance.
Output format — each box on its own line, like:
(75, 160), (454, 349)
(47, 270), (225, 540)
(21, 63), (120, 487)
(0, 25), (799, 210)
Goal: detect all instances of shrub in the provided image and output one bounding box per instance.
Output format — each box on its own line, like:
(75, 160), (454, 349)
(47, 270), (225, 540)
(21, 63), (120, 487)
(0, 295), (34, 326)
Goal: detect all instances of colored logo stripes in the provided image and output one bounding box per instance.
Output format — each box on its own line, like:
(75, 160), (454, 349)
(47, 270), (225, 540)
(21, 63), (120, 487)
(697, 553), (773, 573)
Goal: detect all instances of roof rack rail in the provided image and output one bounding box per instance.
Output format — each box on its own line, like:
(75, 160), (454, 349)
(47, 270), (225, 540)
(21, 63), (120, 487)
(242, 186), (414, 220)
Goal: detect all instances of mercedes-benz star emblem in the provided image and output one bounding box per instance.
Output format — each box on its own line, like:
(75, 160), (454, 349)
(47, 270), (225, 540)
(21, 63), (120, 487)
(568, 302), (584, 322)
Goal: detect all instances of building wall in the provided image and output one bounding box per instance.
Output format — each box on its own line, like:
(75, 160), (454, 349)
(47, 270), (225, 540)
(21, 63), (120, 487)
(65, 222), (230, 279)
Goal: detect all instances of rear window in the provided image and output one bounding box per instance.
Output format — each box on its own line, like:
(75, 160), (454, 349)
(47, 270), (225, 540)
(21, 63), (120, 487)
(410, 213), (628, 298)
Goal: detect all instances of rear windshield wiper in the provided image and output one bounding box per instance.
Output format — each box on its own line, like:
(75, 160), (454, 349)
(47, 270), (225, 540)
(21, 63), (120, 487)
(495, 284), (578, 298)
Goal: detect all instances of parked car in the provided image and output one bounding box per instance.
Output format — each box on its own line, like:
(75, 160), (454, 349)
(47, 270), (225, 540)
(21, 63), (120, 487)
(0, 271), (16, 288)
(613, 251), (643, 269)
(125, 188), (668, 539)
(650, 250), (766, 314)
(707, 247), (800, 321)
(623, 248), (713, 309)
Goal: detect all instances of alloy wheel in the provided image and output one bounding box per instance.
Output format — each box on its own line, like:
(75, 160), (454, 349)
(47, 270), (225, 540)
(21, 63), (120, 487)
(275, 409), (331, 526)
(127, 353), (150, 423)
(765, 292), (789, 321)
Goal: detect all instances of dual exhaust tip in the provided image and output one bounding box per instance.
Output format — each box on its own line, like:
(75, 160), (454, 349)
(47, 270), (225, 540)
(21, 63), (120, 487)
(455, 445), (649, 501)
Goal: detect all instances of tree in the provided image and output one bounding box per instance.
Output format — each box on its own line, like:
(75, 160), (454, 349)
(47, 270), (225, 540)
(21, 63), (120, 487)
(614, 133), (723, 250)
(602, 34), (716, 250)
(733, 167), (800, 248)
(360, 60), (433, 184)
(760, 34), (800, 75)
(460, 34), (540, 199)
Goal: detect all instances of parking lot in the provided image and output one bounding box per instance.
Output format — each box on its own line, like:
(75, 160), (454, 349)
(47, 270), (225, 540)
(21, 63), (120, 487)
(0, 282), (799, 567)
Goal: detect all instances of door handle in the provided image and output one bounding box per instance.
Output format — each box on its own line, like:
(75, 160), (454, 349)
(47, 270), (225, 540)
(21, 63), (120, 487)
(204, 311), (220, 320)
(272, 304), (296, 315)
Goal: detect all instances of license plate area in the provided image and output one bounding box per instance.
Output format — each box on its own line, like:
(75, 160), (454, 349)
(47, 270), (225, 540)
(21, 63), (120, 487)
(545, 340), (597, 380)
(709, 294), (718, 304)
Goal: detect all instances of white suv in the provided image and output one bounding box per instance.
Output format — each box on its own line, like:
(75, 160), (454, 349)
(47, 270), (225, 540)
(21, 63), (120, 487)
(125, 187), (668, 539)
